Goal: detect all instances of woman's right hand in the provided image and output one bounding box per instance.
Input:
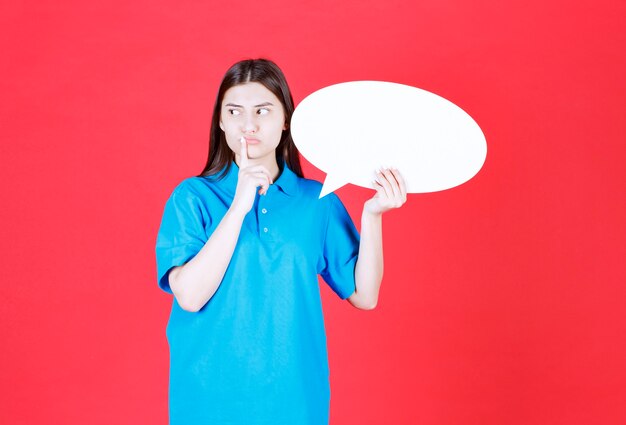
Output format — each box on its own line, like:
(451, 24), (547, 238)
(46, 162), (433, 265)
(229, 137), (273, 217)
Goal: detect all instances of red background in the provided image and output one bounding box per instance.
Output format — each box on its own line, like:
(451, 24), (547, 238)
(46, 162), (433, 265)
(2, 1), (625, 424)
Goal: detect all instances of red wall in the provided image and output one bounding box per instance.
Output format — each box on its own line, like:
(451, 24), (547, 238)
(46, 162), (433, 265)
(2, 1), (625, 424)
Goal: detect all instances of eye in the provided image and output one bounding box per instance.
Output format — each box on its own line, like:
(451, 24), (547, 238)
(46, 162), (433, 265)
(257, 108), (270, 116)
(228, 109), (241, 116)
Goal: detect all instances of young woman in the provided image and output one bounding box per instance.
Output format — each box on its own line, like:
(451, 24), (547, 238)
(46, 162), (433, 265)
(156, 58), (407, 424)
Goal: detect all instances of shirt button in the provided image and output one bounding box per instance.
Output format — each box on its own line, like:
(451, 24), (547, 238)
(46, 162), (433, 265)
(263, 227), (268, 233)
(261, 208), (268, 214)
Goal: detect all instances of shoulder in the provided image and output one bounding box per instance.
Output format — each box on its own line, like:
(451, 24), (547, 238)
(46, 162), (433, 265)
(170, 175), (227, 198)
(164, 177), (202, 201)
(161, 177), (219, 225)
(162, 177), (220, 215)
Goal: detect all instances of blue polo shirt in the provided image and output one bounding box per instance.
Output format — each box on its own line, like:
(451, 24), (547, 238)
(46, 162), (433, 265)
(155, 161), (359, 425)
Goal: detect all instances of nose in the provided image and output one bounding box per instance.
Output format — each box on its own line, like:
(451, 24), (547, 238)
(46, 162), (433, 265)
(242, 112), (258, 134)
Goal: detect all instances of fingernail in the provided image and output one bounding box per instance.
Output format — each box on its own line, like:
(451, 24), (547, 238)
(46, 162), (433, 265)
(240, 136), (245, 144)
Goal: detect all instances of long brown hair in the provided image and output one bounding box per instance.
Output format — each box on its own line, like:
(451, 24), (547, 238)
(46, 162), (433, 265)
(198, 59), (303, 178)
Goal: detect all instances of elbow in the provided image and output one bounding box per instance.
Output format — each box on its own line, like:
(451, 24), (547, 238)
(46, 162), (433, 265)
(173, 286), (207, 313)
(348, 291), (378, 310)
(169, 268), (204, 313)
(360, 300), (378, 311)
(175, 293), (203, 313)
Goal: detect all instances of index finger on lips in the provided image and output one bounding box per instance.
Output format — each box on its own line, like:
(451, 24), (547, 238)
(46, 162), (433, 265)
(239, 137), (249, 168)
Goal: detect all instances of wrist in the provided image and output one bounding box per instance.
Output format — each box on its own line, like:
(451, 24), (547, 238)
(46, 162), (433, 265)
(225, 205), (248, 223)
(362, 208), (383, 222)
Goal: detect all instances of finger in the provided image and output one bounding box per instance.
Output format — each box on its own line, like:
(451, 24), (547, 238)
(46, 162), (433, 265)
(391, 168), (408, 201)
(239, 136), (249, 169)
(259, 175), (270, 195)
(245, 165), (274, 184)
(381, 167), (401, 199)
(246, 172), (270, 195)
(375, 168), (393, 199)
(244, 171), (272, 194)
(372, 179), (386, 197)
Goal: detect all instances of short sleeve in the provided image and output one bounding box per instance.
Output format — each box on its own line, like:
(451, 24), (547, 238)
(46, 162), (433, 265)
(320, 194), (360, 299)
(155, 180), (209, 294)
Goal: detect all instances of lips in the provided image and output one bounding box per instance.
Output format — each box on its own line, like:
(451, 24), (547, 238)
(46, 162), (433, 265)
(244, 138), (260, 145)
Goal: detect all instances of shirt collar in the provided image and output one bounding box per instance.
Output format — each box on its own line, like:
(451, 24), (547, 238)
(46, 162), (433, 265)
(208, 161), (299, 197)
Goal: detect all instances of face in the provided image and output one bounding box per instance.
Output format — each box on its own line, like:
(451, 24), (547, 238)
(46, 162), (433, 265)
(219, 82), (287, 166)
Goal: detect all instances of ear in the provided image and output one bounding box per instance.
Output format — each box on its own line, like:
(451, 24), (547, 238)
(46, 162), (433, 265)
(283, 121), (288, 131)
(219, 119), (224, 132)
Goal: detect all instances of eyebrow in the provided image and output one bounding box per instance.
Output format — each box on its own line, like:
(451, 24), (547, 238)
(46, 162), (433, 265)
(224, 102), (274, 108)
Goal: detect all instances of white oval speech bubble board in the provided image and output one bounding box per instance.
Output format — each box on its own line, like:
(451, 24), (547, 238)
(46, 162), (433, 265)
(291, 81), (487, 198)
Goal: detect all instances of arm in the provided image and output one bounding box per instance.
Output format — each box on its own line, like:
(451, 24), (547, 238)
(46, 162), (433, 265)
(168, 208), (246, 312)
(350, 211), (383, 310)
(169, 138), (273, 312)
(348, 168), (407, 310)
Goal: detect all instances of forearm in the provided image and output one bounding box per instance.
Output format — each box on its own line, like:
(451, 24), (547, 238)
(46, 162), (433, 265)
(169, 208), (246, 312)
(353, 210), (384, 309)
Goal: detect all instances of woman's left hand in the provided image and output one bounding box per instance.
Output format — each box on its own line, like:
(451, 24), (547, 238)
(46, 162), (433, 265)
(364, 167), (408, 215)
